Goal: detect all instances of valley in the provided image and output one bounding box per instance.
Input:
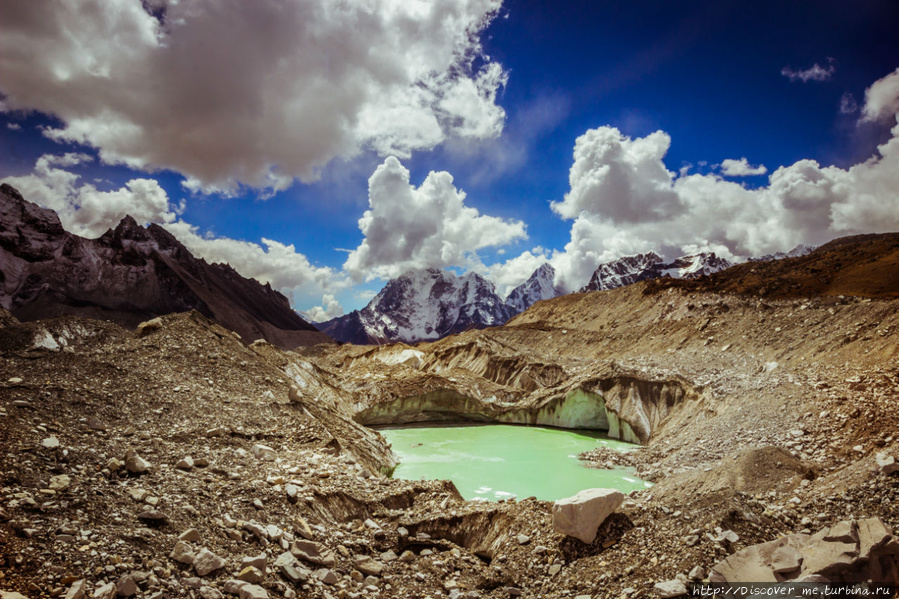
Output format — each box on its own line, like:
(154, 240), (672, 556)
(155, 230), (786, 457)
(1, 187), (898, 598)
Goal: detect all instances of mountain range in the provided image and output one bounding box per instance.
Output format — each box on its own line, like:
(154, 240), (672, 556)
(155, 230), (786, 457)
(319, 253), (737, 344)
(0, 183), (327, 349)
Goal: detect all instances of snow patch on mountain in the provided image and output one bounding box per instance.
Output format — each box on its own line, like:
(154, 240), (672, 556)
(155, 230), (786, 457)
(580, 252), (732, 293)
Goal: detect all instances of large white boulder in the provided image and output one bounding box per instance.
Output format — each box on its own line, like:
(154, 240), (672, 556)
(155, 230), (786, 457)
(552, 488), (624, 544)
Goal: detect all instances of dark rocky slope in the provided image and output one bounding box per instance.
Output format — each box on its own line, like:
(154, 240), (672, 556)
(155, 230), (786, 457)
(0, 184), (328, 349)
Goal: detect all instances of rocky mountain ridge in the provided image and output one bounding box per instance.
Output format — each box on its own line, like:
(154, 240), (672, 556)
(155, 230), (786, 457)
(0, 184), (327, 349)
(579, 252), (732, 293)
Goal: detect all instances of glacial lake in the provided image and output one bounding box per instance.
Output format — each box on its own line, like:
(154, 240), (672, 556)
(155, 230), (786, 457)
(379, 424), (651, 501)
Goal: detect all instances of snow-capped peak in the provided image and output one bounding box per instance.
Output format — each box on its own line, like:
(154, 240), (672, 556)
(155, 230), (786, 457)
(319, 267), (513, 344)
(505, 263), (563, 313)
(580, 251), (732, 292)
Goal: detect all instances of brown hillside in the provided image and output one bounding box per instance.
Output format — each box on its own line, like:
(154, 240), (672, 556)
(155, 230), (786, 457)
(645, 232), (899, 299)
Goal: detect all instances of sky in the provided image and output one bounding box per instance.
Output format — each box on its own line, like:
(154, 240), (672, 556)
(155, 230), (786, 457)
(2, 0), (899, 321)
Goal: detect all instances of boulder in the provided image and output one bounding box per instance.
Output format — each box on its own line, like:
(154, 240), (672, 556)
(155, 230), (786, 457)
(552, 488), (624, 544)
(653, 579), (687, 597)
(292, 539), (337, 566)
(710, 518), (899, 584)
(194, 548), (226, 576)
(876, 452), (898, 475)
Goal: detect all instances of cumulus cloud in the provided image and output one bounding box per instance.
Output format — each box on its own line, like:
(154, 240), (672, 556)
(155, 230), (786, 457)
(499, 67), (899, 293)
(861, 67), (899, 122)
(720, 158), (768, 177)
(2, 153), (339, 308)
(344, 156), (527, 281)
(0, 0), (506, 194)
(551, 127), (682, 223)
(781, 62), (835, 83)
(1, 153), (176, 237)
(301, 294), (344, 323)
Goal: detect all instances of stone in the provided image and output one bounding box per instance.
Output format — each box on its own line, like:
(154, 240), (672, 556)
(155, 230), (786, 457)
(552, 488), (624, 544)
(285, 483), (299, 503)
(171, 541), (196, 564)
(8, 377), (23, 384)
(314, 569), (338, 585)
(194, 548), (226, 576)
(137, 317), (163, 336)
(771, 545), (803, 573)
(251, 444), (276, 461)
(223, 580), (247, 595)
(654, 580), (688, 597)
(199, 588), (223, 599)
(237, 566), (264, 584)
(688, 566), (706, 580)
(354, 555), (385, 576)
(106, 457), (124, 472)
(176, 456), (195, 470)
(875, 452), (899, 475)
(128, 488), (149, 502)
(238, 586), (268, 599)
(1, 594), (29, 599)
(115, 576), (138, 597)
(124, 450), (151, 474)
(516, 534), (530, 545)
(49, 474), (71, 492)
(137, 510), (168, 524)
(65, 579), (87, 599)
(179, 528), (202, 542)
(42, 436), (60, 449)
(92, 583), (116, 599)
(241, 553), (267, 575)
(292, 539), (337, 566)
(822, 520), (857, 544)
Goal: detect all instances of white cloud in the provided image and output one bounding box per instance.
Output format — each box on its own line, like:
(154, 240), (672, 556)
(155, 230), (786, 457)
(344, 156), (527, 280)
(301, 294), (344, 323)
(1, 153), (175, 238)
(551, 127), (682, 224)
(720, 158), (768, 177)
(163, 222), (343, 307)
(483, 248), (551, 297)
(781, 62), (835, 83)
(861, 67), (899, 122)
(7, 122), (22, 131)
(0, 0), (507, 194)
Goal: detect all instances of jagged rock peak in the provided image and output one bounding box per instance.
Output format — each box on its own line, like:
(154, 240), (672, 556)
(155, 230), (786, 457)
(0, 185), (327, 348)
(505, 263), (563, 314)
(320, 267), (513, 345)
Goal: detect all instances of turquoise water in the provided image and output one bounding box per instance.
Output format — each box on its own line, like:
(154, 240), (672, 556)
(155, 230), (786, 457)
(379, 424), (650, 502)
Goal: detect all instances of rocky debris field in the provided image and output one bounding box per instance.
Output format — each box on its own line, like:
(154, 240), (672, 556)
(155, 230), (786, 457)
(2, 277), (899, 599)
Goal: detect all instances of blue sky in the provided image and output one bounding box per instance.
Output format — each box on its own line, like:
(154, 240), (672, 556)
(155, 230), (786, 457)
(2, 0), (899, 320)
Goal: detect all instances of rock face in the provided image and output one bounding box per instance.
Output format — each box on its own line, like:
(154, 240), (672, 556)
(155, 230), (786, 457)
(552, 488), (624, 544)
(0, 183), (327, 349)
(580, 252), (732, 292)
(504, 263), (563, 313)
(710, 518), (899, 584)
(319, 268), (515, 344)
